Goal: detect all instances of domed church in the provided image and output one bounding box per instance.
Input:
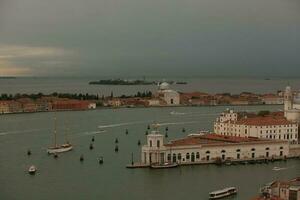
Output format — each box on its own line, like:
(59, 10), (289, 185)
(156, 82), (180, 105)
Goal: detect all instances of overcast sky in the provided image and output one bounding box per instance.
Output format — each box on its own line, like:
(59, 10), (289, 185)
(0, 0), (299, 77)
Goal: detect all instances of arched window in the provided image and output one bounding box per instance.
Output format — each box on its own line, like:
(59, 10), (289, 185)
(157, 140), (160, 148)
(178, 153), (182, 160)
(265, 147), (270, 151)
(186, 153), (190, 160)
(172, 154), (177, 162)
(167, 154), (171, 161)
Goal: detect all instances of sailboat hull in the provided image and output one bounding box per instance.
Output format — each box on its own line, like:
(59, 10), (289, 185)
(47, 145), (73, 154)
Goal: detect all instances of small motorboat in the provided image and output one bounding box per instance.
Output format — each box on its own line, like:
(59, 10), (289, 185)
(150, 162), (178, 169)
(28, 165), (37, 175)
(209, 187), (237, 199)
(272, 167), (287, 171)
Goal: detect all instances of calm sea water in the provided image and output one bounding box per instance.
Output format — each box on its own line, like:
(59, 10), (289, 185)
(0, 77), (299, 96)
(0, 105), (299, 200)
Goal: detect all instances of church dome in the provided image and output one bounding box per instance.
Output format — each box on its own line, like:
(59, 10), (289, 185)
(159, 82), (169, 90)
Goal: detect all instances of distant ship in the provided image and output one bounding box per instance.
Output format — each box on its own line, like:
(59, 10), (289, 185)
(47, 115), (73, 154)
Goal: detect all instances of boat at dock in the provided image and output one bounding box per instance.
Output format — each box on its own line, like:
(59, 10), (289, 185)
(47, 115), (73, 154)
(126, 163), (150, 168)
(209, 187), (237, 199)
(150, 162), (179, 169)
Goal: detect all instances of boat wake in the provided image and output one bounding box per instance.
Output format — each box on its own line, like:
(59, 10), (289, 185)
(272, 166), (289, 171)
(0, 129), (42, 136)
(98, 120), (151, 129)
(83, 130), (107, 135)
(170, 111), (186, 115)
(156, 121), (198, 126)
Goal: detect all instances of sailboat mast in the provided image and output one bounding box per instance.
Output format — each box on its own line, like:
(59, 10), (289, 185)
(54, 114), (57, 147)
(64, 117), (69, 143)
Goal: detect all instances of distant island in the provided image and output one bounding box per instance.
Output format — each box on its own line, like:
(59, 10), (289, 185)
(0, 76), (16, 79)
(89, 79), (155, 85)
(89, 79), (187, 85)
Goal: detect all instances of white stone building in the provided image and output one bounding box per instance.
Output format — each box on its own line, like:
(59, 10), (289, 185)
(141, 130), (289, 165)
(260, 177), (300, 200)
(284, 86), (300, 122)
(88, 102), (97, 109)
(156, 82), (180, 106)
(214, 109), (299, 144)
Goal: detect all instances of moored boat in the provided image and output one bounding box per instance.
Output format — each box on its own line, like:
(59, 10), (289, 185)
(28, 165), (37, 175)
(209, 187), (237, 199)
(150, 162), (178, 169)
(47, 115), (73, 154)
(47, 143), (73, 154)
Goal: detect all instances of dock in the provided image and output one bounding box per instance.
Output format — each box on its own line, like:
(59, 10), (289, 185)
(126, 163), (150, 169)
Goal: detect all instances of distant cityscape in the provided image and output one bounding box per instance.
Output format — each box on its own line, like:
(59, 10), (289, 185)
(0, 82), (288, 114)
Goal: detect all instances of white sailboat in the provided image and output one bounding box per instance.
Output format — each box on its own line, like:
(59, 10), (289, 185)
(47, 115), (73, 154)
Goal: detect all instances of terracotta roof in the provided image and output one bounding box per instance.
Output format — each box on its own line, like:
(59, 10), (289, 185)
(165, 134), (281, 147)
(235, 116), (294, 126)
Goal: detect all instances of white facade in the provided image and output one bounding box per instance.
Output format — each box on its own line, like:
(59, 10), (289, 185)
(147, 99), (161, 106)
(214, 110), (299, 144)
(141, 132), (289, 165)
(262, 178), (300, 200)
(156, 82), (180, 105)
(284, 86), (300, 122)
(88, 102), (97, 109)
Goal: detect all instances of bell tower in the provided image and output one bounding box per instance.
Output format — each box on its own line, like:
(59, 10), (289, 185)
(284, 86), (293, 117)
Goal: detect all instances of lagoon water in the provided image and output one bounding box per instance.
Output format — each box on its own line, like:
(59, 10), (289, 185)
(0, 105), (299, 200)
(0, 77), (300, 96)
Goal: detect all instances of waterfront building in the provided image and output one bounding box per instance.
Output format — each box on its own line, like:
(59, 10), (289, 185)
(230, 97), (250, 105)
(0, 101), (10, 114)
(105, 98), (122, 107)
(36, 99), (52, 112)
(8, 101), (23, 113)
(17, 98), (38, 113)
(141, 130), (289, 165)
(88, 102), (97, 109)
(156, 82), (180, 106)
(261, 94), (284, 105)
(180, 92), (216, 106)
(284, 86), (300, 122)
(214, 109), (299, 144)
(52, 100), (95, 111)
(258, 177), (300, 200)
(147, 98), (161, 106)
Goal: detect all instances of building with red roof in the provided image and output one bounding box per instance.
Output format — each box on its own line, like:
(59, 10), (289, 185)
(141, 130), (289, 166)
(214, 109), (299, 144)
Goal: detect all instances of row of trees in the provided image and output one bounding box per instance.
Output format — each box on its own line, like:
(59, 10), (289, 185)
(118, 91), (153, 99)
(0, 90), (154, 101)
